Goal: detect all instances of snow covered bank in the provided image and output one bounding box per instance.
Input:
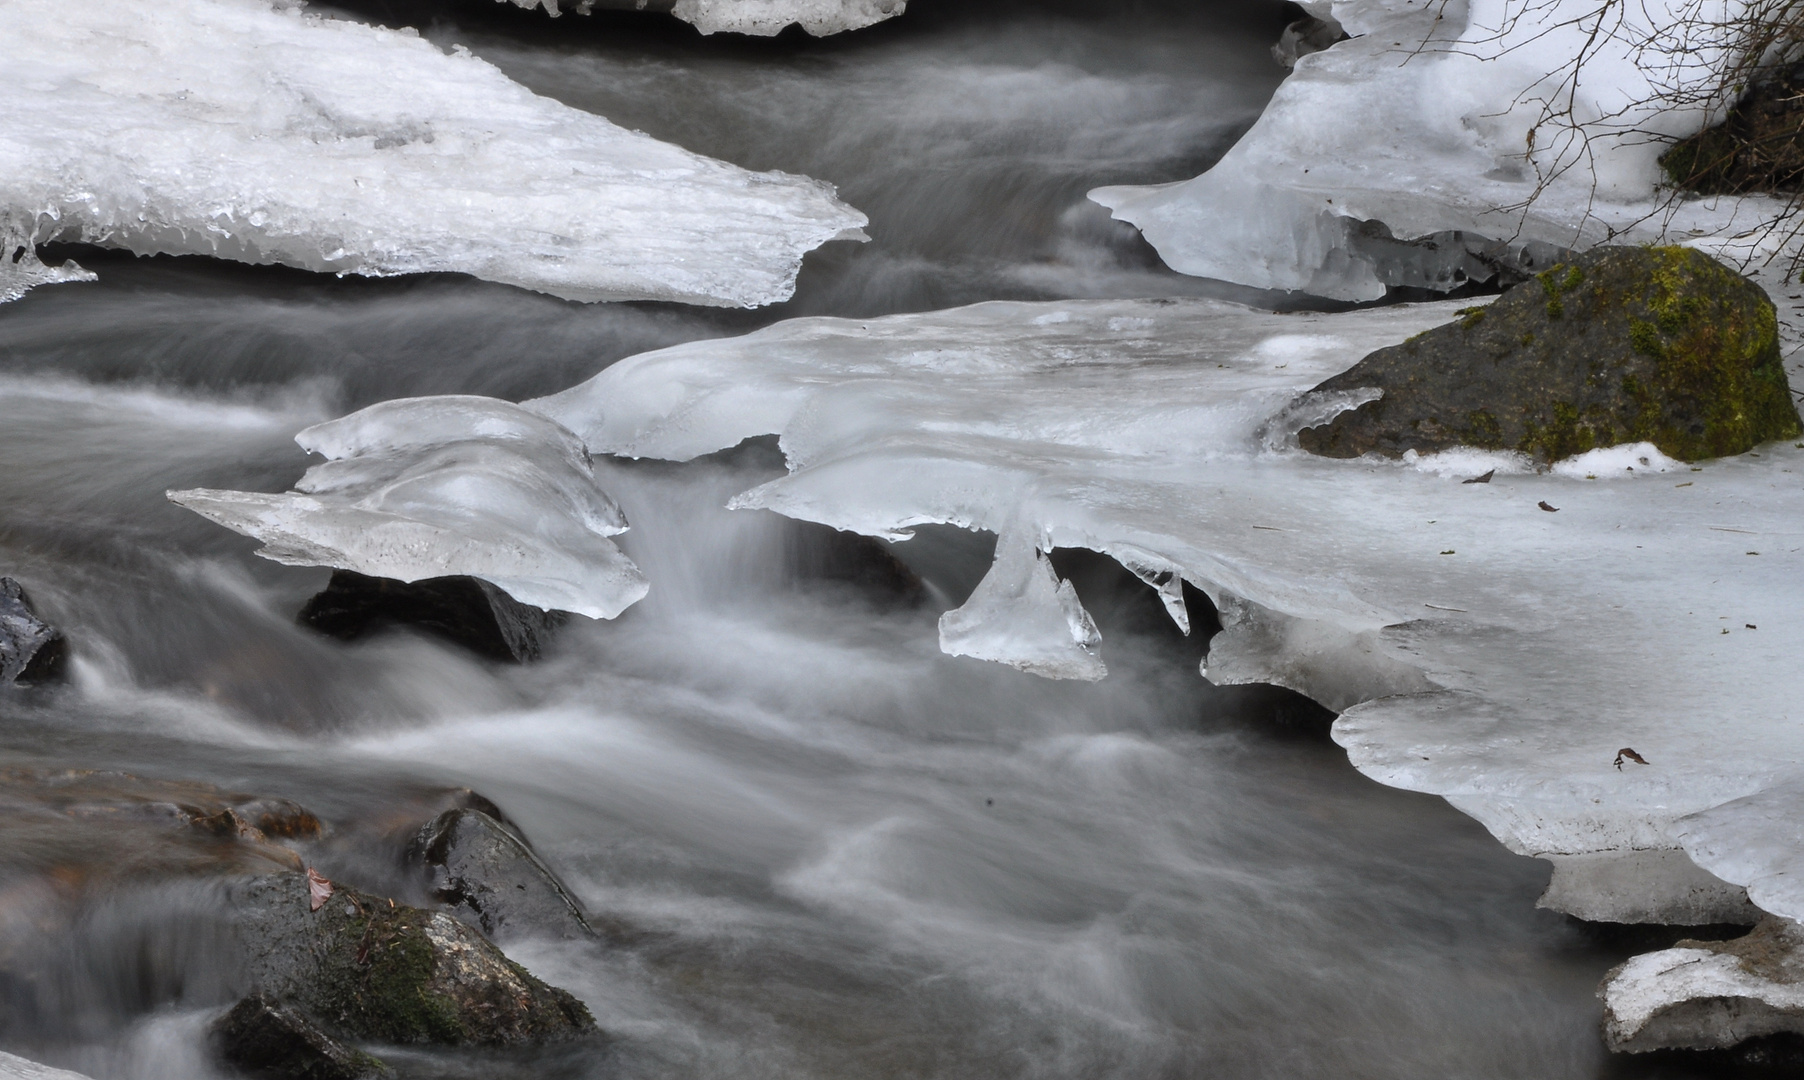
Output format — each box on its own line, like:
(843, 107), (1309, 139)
(1091, 0), (1782, 300)
(0, 0), (866, 307)
(500, 0), (903, 36)
(170, 397), (648, 620)
(533, 295), (1804, 924)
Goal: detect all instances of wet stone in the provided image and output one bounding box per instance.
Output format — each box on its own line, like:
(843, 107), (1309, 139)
(229, 871), (597, 1047)
(0, 578), (67, 687)
(297, 570), (566, 663)
(211, 993), (389, 1080)
(1298, 246), (1803, 463)
(408, 808), (594, 943)
(788, 522), (926, 609)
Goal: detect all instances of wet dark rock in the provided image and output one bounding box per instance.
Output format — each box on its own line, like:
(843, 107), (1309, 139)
(1298, 246), (1803, 463)
(407, 808), (593, 943)
(211, 993), (389, 1080)
(0, 578), (67, 686)
(1662, 66), (1804, 194)
(230, 871), (596, 1047)
(788, 523), (926, 608)
(297, 570), (565, 663)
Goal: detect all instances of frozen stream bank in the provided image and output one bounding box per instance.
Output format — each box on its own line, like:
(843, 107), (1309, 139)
(3, 0), (1794, 1075)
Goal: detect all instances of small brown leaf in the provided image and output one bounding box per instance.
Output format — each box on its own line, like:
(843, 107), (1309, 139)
(1538, 501), (1559, 512)
(1613, 748), (1650, 770)
(306, 866), (333, 913)
(1462, 470), (1495, 485)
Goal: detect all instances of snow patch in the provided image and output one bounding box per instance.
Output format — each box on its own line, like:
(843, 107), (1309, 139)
(1551, 442), (1683, 479)
(1401, 446), (1536, 479)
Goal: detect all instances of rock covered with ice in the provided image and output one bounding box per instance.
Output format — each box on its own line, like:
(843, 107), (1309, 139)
(0, 0), (866, 307)
(534, 295), (1804, 925)
(1091, 0), (1783, 299)
(170, 397), (648, 621)
(1601, 918), (1804, 1052)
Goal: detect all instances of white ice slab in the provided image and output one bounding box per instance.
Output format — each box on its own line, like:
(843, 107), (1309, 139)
(535, 295), (1804, 923)
(0, 0), (865, 307)
(170, 397), (648, 620)
(1090, 0), (1782, 300)
(0, 1052), (96, 1080)
(501, 0), (902, 36)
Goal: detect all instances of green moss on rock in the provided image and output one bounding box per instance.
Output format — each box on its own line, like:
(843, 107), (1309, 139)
(229, 873), (596, 1048)
(1297, 245), (1802, 462)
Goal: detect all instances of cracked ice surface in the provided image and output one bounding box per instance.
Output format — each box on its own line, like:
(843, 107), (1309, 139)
(533, 296), (1804, 922)
(169, 397), (648, 620)
(1090, 0), (1784, 300)
(0, 0), (865, 307)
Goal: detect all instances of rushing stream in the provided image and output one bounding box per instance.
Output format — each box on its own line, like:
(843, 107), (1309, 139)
(0, 2), (1730, 1077)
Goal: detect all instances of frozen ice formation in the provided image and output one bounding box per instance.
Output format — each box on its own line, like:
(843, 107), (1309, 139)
(1091, 0), (1783, 299)
(0, 1051), (97, 1080)
(169, 397), (648, 620)
(938, 528), (1106, 681)
(534, 295), (1804, 925)
(499, 0), (903, 36)
(672, 0), (904, 36)
(0, 0), (866, 307)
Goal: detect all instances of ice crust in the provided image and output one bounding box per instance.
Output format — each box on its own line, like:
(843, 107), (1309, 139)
(1090, 0), (1782, 299)
(534, 295), (1804, 923)
(0, 0), (866, 307)
(169, 397), (648, 620)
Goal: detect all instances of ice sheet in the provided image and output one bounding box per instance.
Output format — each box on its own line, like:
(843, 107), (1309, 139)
(170, 397), (648, 620)
(500, 0), (902, 36)
(0, 0), (865, 307)
(1090, 0), (1782, 299)
(537, 295), (1804, 922)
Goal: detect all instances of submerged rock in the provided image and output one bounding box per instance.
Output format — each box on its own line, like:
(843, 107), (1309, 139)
(1297, 246), (1802, 462)
(0, 578), (67, 686)
(211, 994), (389, 1080)
(230, 872), (596, 1047)
(298, 570), (566, 663)
(789, 523), (926, 608)
(1602, 917), (1804, 1055)
(408, 808), (594, 943)
(0, 769), (316, 887)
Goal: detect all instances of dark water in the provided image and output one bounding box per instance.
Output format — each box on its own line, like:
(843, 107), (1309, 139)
(0, 2), (1724, 1078)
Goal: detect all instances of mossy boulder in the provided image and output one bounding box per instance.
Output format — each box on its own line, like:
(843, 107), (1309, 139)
(230, 872), (596, 1047)
(1296, 246), (1802, 462)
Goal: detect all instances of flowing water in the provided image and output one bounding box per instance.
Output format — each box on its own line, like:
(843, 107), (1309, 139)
(0, 2), (1725, 1077)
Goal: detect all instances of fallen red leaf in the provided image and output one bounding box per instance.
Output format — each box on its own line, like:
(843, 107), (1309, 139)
(307, 866), (334, 913)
